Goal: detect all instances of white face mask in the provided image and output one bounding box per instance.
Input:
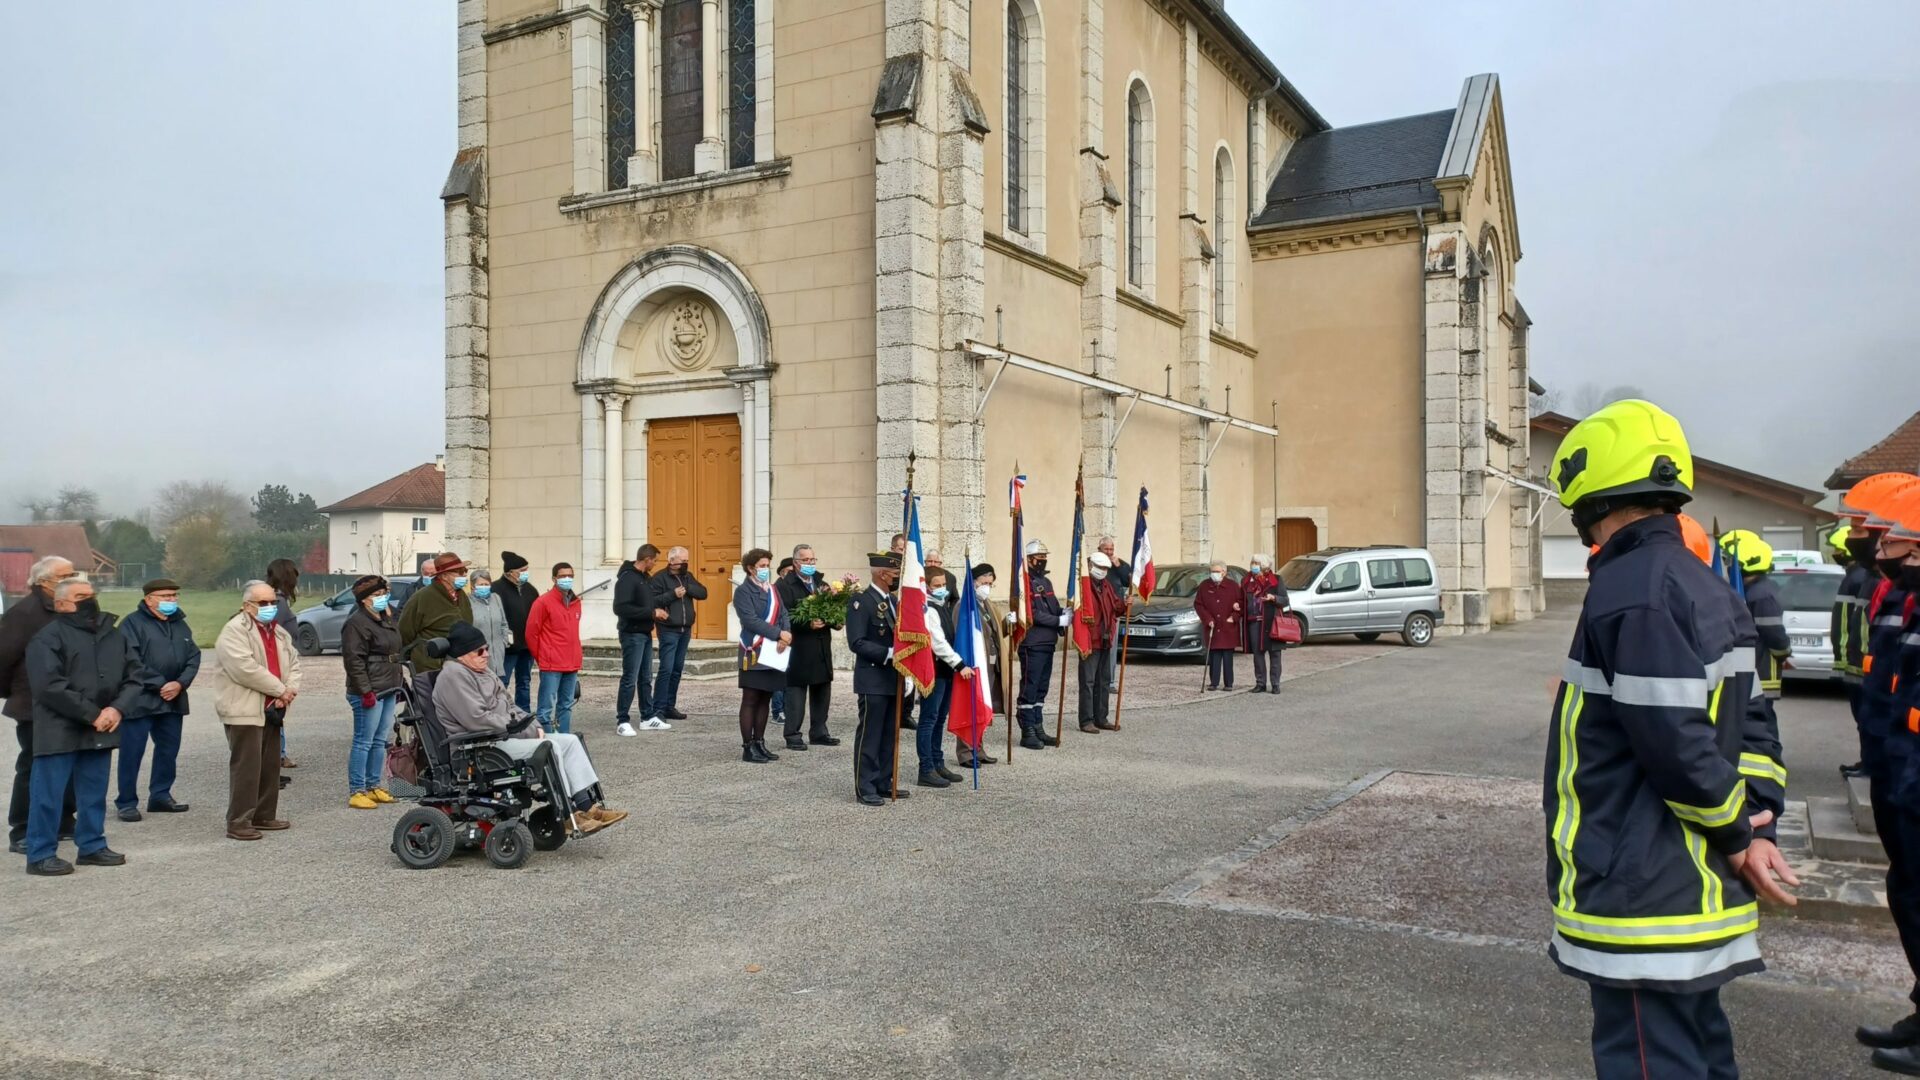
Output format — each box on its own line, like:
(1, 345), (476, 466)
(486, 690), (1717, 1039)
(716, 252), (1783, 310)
(976, 585), (992, 602)
(1091, 567), (1108, 581)
(1210, 572), (1225, 584)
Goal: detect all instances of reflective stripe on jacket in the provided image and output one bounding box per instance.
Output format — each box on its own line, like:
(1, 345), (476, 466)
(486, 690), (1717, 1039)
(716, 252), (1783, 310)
(1544, 514), (1777, 993)
(1744, 575), (1790, 699)
(1834, 564), (1872, 680)
(1862, 588), (1915, 740)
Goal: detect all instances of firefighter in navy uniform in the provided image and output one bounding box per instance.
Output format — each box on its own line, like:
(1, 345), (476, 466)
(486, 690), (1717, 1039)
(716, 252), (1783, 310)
(1839, 476), (1920, 779)
(1015, 540), (1070, 750)
(845, 551), (904, 807)
(1833, 521), (1871, 779)
(1854, 488), (1920, 1067)
(1719, 530), (1791, 706)
(1545, 400), (1797, 1079)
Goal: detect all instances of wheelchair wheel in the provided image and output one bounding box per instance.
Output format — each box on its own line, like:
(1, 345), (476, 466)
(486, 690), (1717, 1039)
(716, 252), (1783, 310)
(393, 806), (457, 869)
(484, 821), (534, 869)
(528, 806), (568, 852)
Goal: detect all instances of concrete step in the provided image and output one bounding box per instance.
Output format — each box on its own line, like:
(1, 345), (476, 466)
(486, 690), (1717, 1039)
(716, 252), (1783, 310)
(1808, 795), (1887, 865)
(1849, 774), (1876, 835)
(1775, 801), (1890, 926)
(579, 640), (737, 681)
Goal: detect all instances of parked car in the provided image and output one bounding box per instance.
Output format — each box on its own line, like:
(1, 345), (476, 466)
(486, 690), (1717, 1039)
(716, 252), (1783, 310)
(1277, 547), (1444, 647)
(293, 575), (424, 656)
(1119, 563), (1247, 659)
(1774, 564), (1843, 684)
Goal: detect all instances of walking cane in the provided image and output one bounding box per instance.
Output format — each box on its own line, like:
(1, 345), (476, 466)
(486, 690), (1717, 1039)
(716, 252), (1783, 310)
(1202, 623), (1214, 692)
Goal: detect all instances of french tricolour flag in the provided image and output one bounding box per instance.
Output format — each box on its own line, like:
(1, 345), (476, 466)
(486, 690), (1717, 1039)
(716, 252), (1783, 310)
(1131, 486), (1156, 599)
(948, 556), (994, 769)
(892, 493), (936, 694)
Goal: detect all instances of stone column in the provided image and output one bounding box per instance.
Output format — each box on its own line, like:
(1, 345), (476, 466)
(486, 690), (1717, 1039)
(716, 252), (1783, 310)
(1508, 303), (1537, 616)
(443, 0), (491, 564)
(1423, 224), (1488, 634)
(694, 0), (725, 173)
(1079, 0), (1119, 539)
(1176, 17), (1213, 562)
(627, 0), (659, 185)
(936, 0), (988, 561)
(599, 393), (630, 565)
(570, 0), (609, 195)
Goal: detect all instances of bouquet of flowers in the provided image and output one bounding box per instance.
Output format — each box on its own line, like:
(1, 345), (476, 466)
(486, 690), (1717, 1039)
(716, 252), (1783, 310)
(791, 575), (864, 629)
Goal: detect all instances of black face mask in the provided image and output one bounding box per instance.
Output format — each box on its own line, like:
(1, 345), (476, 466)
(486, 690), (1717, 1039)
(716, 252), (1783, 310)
(1903, 563), (1920, 590)
(1032, 559), (1048, 575)
(1881, 557), (1911, 581)
(1848, 537), (1881, 567)
(72, 598), (99, 618)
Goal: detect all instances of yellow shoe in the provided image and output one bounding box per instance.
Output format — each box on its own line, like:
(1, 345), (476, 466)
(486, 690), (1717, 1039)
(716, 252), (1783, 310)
(369, 788), (395, 804)
(348, 792), (378, 810)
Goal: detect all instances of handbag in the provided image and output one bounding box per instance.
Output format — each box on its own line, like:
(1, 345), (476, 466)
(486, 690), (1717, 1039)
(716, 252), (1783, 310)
(386, 735), (423, 785)
(1269, 610), (1302, 645)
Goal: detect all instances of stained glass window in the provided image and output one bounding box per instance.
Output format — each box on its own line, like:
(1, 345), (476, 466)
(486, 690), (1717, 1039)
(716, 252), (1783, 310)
(606, 2), (636, 188)
(1006, 3), (1027, 232)
(728, 0), (756, 169)
(660, 0), (702, 180)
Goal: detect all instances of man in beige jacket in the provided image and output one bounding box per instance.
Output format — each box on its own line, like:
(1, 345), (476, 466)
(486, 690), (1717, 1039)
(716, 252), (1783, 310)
(209, 581), (301, 840)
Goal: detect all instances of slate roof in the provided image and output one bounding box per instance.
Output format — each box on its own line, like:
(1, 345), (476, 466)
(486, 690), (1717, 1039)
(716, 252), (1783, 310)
(1827, 409), (1920, 489)
(320, 463), (446, 514)
(1251, 109), (1455, 229)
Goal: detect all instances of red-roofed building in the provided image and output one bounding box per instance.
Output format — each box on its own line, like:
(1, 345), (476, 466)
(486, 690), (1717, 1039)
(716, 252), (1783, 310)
(1827, 409), (1920, 490)
(0, 523), (116, 594)
(319, 459), (446, 575)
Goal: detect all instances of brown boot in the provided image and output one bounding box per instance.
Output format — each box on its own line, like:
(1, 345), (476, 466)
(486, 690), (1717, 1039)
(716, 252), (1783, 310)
(571, 812), (608, 835)
(590, 806), (628, 826)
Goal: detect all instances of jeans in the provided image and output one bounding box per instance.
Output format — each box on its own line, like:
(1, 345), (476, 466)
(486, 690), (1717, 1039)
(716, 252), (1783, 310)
(116, 712), (184, 812)
(772, 689), (786, 717)
(617, 631), (655, 723)
(505, 651), (536, 712)
(347, 692), (399, 793)
(654, 628), (690, 714)
(28, 749), (109, 863)
(916, 674), (952, 771)
(10, 721), (75, 844)
(538, 671), (579, 734)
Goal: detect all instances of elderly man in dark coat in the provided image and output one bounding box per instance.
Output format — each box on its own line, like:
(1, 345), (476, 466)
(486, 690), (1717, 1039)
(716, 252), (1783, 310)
(777, 543), (840, 751)
(116, 578), (200, 820)
(0, 555), (78, 854)
(23, 577), (140, 875)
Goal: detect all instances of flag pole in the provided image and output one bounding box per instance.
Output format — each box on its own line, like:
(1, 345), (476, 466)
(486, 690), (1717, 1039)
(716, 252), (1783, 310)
(1114, 612), (1131, 731)
(1055, 552), (1076, 745)
(892, 450), (916, 801)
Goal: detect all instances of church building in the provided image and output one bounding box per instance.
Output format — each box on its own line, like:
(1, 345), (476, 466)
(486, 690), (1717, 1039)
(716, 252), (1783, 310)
(442, 0), (1542, 641)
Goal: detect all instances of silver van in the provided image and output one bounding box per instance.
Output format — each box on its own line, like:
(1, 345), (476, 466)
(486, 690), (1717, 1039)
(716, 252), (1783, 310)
(1277, 547), (1443, 647)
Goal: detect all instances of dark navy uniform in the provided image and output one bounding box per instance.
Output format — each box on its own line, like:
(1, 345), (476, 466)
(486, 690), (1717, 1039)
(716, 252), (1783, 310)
(1017, 564), (1067, 737)
(1545, 515), (1783, 1079)
(1868, 584), (1920, 1007)
(1837, 560), (1876, 756)
(846, 580), (900, 802)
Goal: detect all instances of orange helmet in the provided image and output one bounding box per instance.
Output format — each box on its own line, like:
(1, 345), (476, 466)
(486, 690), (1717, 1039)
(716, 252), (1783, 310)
(1842, 472), (1920, 525)
(1885, 487), (1920, 543)
(1676, 513), (1713, 564)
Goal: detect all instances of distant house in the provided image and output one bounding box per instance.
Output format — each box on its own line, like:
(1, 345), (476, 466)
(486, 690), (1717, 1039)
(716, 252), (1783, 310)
(320, 459), (447, 576)
(1530, 413), (1830, 580)
(0, 522), (117, 594)
(1827, 409), (1920, 489)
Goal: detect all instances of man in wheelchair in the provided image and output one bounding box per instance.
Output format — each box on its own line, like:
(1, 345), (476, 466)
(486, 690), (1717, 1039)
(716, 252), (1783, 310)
(430, 622), (626, 835)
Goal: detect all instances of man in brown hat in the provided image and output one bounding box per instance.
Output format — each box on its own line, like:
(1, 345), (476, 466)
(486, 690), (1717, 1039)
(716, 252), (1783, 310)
(398, 552), (473, 725)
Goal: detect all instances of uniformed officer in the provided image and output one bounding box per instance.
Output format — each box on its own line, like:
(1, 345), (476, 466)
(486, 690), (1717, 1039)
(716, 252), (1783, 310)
(1719, 530), (1791, 703)
(846, 551), (905, 806)
(1016, 540), (1070, 750)
(1544, 400), (1797, 1079)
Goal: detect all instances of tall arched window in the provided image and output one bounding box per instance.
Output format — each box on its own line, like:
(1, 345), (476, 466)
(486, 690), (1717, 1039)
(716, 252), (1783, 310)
(606, 2), (637, 187)
(1126, 79), (1156, 293)
(727, 0), (757, 169)
(659, 0), (703, 180)
(1213, 146), (1235, 331)
(1005, 1), (1044, 245)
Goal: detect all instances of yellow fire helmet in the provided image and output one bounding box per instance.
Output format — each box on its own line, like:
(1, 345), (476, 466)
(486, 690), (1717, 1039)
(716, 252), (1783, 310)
(1551, 399), (1693, 513)
(1718, 529), (1773, 574)
(1827, 522), (1850, 553)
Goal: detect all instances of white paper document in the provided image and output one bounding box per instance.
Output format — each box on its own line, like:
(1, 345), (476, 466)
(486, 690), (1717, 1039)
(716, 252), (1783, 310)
(755, 639), (791, 672)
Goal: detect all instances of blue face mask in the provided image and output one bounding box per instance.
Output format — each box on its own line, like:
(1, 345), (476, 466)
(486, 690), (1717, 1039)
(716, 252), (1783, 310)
(255, 604), (278, 624)
(930, 587), (949, 602)
(371, 595), (390, 613)
(453, 576), (468, 591)
(799, 563), (818, 577)
(755, 567), (772, 583)
(556, 577), (575, 592)
(473, 585), (492, 600)
(156, 600), (180, 617)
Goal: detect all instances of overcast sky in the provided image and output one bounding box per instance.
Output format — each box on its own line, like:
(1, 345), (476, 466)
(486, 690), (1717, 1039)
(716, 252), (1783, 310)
(3, 2), (1915, 523)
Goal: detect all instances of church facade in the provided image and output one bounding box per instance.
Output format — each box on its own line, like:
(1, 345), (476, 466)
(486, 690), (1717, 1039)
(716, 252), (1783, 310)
(443, 0), (1543, 640)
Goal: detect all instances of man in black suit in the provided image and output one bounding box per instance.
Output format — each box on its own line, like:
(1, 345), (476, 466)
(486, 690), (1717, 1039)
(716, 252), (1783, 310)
(846, 551), (905, 806)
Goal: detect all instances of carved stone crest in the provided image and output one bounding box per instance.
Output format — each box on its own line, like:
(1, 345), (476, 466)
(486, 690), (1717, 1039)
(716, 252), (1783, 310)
(661, 297), (711, 370)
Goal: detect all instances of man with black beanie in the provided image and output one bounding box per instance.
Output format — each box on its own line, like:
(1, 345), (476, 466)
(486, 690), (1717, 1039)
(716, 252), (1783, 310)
(497, 551), (541, 711)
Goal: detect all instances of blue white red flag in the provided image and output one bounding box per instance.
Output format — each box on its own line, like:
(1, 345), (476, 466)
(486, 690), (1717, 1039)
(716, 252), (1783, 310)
(1010, 473), (1030, 638)
(1131, 486), (1157, 599)
(948, 556), (994, 764)
(893, 492), (936, 694)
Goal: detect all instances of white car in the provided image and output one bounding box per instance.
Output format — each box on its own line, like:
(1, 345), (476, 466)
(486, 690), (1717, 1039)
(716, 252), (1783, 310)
(1774, 565), (1843, 684)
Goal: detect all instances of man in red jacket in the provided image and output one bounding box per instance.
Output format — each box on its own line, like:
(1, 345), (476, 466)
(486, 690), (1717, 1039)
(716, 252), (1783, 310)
(525, 562), (584, 734)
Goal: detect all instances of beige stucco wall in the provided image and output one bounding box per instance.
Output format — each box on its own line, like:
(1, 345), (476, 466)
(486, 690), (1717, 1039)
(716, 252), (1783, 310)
(1104, 0), (1185, 305)
(1253, 236), (1426, 549)
(482, 5), (886, 580)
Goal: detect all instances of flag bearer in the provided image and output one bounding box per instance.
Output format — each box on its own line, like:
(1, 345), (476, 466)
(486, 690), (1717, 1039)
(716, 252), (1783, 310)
(1016, 541), (1068, 750)
(846, 551), (903, 807)
(1545, 400), (1797, 1078)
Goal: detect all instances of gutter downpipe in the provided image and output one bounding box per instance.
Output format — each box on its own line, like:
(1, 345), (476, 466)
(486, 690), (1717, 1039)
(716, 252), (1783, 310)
(1416, 206), (1428, 551)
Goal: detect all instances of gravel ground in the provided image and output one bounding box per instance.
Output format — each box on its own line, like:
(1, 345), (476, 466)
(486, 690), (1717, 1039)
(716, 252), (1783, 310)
(0, 610), (1896, 1078)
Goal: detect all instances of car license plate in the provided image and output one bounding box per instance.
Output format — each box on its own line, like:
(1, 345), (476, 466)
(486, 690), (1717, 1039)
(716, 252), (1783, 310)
(1126, 626), (1156, 638)
(1791, 635), (1823, 649)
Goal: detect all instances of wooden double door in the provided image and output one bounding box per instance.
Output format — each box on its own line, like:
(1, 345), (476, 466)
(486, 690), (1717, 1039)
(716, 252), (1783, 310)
(647, 414), (741, 641)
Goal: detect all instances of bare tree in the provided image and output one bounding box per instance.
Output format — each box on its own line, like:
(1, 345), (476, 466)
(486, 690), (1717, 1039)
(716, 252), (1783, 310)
(1529, 385), (1564, 418)
(152, 480), (253, 536)
(20, 486), (101, 522)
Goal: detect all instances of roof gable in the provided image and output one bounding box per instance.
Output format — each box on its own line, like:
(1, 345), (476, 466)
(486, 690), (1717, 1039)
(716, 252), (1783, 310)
(320, 463), (447, 514)
(1826, 409), (1920, 489)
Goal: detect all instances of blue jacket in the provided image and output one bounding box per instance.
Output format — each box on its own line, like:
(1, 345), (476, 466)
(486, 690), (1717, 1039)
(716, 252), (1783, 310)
(1544, 514), (1784, 994)
(119, 601), (202, 717)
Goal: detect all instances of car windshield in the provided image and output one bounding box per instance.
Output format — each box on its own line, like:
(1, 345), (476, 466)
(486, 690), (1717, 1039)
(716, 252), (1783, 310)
(1279, 558), (1324, 590)
(1153, 564), (1242, 598)
(1772, 571), (1842, 612)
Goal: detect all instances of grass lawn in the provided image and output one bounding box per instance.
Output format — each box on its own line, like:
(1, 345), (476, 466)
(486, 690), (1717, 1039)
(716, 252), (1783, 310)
(96, 588), (258, 648)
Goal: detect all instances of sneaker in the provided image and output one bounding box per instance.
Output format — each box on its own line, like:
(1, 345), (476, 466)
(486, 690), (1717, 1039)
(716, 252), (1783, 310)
(348, 792), (378, 809)
(369, 788), (395, 804)
(616, 722), (638, 737)
(639, 717), (672, 731)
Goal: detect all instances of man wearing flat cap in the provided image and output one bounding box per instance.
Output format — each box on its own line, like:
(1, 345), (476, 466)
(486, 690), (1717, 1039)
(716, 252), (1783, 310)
(114, 579), (199, 821)
(846, 551), (904, 806)
(398, 552), (474, 726)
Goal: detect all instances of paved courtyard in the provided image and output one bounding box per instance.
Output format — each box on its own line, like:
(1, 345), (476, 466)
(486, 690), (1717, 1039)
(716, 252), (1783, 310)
(0, 609), (1902, 1078)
